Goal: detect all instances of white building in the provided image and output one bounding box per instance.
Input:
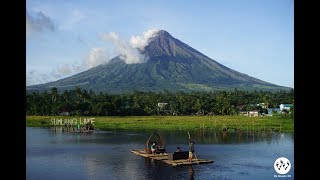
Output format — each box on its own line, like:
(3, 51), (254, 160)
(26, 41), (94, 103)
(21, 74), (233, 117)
(279, 104), (294, 111)
(239, 110), (259, 117)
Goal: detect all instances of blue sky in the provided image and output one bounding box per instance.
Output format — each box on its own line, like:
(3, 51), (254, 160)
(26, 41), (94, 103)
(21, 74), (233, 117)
(26, 0), (294, 88)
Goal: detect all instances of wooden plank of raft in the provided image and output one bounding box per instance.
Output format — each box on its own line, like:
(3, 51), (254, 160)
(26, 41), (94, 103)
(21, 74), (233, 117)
(162, 159), (214, 167)
(131, 150), (169, 159)
(131, 150), (213, 166)
(131, 150), (148, 157)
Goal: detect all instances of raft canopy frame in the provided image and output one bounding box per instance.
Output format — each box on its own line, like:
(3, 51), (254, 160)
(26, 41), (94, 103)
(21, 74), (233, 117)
(145, 131), (166, 154)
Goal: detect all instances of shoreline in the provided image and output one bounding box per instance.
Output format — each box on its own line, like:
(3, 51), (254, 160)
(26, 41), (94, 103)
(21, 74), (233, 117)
(26, 115), (294, 133)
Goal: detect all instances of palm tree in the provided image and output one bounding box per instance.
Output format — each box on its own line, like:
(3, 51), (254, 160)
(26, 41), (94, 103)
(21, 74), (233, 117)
(50, 87), (58, 103)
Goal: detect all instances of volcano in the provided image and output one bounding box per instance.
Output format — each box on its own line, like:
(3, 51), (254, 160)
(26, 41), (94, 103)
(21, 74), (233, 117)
(27, 30), (291, 93)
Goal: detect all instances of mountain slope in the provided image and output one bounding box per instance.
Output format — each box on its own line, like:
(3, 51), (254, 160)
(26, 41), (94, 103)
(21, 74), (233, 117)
(27, 30), (291, 93)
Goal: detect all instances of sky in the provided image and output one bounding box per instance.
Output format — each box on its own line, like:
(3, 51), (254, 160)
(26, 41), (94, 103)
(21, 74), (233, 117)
(26, 0), (294, 88)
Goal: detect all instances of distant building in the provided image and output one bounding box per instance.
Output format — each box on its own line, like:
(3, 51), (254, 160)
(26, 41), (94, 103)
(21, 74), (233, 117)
(157, 102), (168, 115)
(248, 110), (259, 117)
(157, 103), (168, 108)
(279, 104), (294, 111)
(267, 108), (280, 115)
(239, 110), (260, 117)
(239, 111), (248, 116)
(60, 111), (70, 116)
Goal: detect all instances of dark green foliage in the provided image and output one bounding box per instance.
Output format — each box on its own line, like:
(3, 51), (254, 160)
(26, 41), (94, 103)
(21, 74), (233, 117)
(26, 88), (294, 116)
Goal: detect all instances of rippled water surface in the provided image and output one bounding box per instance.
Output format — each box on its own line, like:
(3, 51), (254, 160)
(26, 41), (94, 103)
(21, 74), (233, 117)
(27, 127), (294, 179)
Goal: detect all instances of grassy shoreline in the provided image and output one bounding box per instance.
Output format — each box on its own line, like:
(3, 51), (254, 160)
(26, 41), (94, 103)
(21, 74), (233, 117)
(26, 115), (294, 133)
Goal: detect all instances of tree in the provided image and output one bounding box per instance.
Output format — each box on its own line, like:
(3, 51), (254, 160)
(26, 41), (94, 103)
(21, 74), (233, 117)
(50, 87), (59, 103)
(213, 91), (237, 115)
(26, 88), (293, 116)
(193, 99), (204, 115)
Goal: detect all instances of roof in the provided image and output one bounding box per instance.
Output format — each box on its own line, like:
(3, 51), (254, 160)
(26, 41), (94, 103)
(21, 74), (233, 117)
(280, 104), (294, 107)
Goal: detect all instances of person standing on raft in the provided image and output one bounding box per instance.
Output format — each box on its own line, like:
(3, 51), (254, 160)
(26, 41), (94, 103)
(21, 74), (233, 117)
(188, 132), (195, 162)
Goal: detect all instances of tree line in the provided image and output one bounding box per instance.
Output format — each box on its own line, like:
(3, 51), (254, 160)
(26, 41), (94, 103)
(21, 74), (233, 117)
(26, 87), (294, 116)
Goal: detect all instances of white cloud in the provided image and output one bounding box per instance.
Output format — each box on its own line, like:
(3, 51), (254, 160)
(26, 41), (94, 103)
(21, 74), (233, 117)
(72, 63), (85, 72)
(27, 29), (160, 85)
(50, 65), (71, 79)
(102, 32), (147, 64)
(27, 71), (55, 86)
(130, 28), (159, 50)
(26, 9), (55, 37)
(57, 64), (72, 75)
(51, 47), (108, 78)
(26, 70), (36, 86)
(85, 48), (108, 68)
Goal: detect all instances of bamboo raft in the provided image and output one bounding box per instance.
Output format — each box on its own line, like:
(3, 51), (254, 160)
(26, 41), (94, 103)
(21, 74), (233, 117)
(131, 149), (214, 167)
(162, 158), (214, 167)
(131, 150), (169, 160)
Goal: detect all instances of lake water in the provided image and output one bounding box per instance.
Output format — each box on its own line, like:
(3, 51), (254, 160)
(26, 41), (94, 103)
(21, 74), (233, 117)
(26, 127), (294, 179)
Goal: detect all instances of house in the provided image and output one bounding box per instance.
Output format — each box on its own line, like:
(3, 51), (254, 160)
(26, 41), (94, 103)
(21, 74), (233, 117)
(59, 107), (70, 116)
(157, 102), (168, 115)
(279, 104), (294, 111)
(239, 111), (248, 116)
(157, 103), (168, 109)
(239, 110), (259, 117)
(60, 111), (70, 116)
(267, 108), (280, 116)
(248, 110), (259, 117)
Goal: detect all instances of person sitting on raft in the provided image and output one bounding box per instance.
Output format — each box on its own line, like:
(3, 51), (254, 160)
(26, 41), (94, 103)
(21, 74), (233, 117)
(176, 146), (182, 152)
(151, 143), (156, 154)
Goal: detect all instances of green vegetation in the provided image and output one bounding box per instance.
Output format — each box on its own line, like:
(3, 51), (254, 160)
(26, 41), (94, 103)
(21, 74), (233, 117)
(26, 115), (294, 133)
(26, 88), (294, 116)
(26, 88), (294, 132)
